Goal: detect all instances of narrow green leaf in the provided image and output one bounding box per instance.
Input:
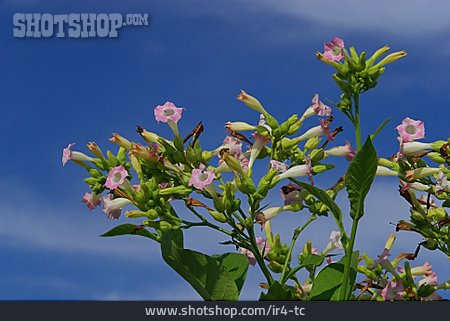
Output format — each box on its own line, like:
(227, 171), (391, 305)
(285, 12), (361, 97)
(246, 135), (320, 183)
(310, 251), (359, 301)
(259, 282), (298, 300)
(290, 179), (347, 242)
(100, 224), (157, 240)
(370, 117), (392, 141)
(345, 137), (378, 220)
(161, 233), (239, 301)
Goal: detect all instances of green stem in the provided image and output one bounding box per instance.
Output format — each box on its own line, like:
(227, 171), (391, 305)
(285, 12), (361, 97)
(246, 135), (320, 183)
(247, 224), (274, 286)
(280, 215), (317, 284)
(340, 217), (359, 300)
(353, 94), (362, 150)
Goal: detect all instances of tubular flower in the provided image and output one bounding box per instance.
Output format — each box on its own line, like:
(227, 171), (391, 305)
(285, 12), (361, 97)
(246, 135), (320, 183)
(255, 206), (290, 228)
(381, 281), (405, 301)
(376, 166), (399, 177)
(297, 119), (331, 142)
(322, 37), (345, 62)
(400, 141), (433, 157)
(101, 194), (132, 220)
(405, 167), (441, 181)
(325, 140), (355, 161)
(411, 262), (433, 277)
(270, 160), (288, 173)
(418, 272), (438, 287)
(188, 164), (215, 190)
(280, 184), (303, 205)
(277, 158), (313, 181)
(321, 231), (343, 255)
(82, 192), (101, 210)
(62, 143), (94, 166)
(248, 133), (270, 169)
(105, 165), (129, 190)
(225, 121), (256, 132)
(154, 101), (183, 124)
(396, 117), (425, 142)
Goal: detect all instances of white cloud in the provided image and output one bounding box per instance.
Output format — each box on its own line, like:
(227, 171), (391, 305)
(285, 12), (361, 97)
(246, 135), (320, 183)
(237, 0), (450, 38)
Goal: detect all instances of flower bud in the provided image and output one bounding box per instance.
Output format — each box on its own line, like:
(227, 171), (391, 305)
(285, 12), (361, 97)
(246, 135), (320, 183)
(375, 50), (407, 67)
(304, 137), (321, 150)
(158, 186), (193, 196)
(109, 133), (132, 150)
(208, 210), (227, 223)
(427, 152), (446, 164)
(281, 137), (300, 150)
(312, 164), (335, 174)
(126, 209), (159, 219)
(87, 142), (105, 159)
(236, 90), (267, 114)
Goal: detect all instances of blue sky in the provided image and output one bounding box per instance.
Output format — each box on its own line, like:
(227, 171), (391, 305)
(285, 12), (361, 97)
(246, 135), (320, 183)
(0, 0), (449, 300)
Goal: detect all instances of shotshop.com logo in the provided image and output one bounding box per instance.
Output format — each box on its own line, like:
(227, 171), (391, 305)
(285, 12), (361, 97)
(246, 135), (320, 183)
(13, 13), (149, 38)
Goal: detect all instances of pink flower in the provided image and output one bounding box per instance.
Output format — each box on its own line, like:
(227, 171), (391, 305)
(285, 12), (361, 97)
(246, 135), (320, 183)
(62, 143), (75, 165)
(297, 119), (332, 142)
(280, 184), (303, 205)
(101, 194), (132, 220)
(270, 160), (288, 173)
(325, 140), (355, 161)
(418, 272), (438, 287)
(105, 165), (129, 190)
(240, 237), (270, 266)
(330, 231), (343, 249)
(188, 164), (215, 190)
(436, 172), (449, 194)
(321, 231), (343, 255)
(373, 249), (391, 268)
(277, 157), (313, 183)
(396, 117), (425, 142)
(221, 136), (243, 156)
(322, 37), (345, 62)
(82, 192), (101, 210)
(62, 143), (93, 166)
(154, 101), (183, 124)
(312, 94), (332, 116)
(411, 262), (433, 277)
(381, 281), (404, 301)
(249, 132), (270, 169)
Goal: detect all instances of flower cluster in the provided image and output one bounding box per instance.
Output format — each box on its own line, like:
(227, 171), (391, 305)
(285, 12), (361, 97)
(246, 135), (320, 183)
(63, 37), (448, 301)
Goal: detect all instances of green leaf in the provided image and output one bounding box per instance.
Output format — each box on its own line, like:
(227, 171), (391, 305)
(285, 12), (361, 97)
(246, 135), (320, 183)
(100, 224), (157, 240)
(213, 253), (249, 293)
(259, 281), (298, 300)
(370, 117), (392, 141)
(299, 254), (325, 268)
(345, 136), (378, 220)
(161, 233), (239, 301)
(290, 179), (347, 243)
(442, 199), (450, 208)
(310, 251), (359, 301)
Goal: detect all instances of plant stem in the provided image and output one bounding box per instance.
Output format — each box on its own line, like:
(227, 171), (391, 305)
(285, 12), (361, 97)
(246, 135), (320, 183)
(353, 94), (362, 150)
(247, 224), (274, 286)
(280, 215), (317, 284)
(340, 217), (359, 300)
